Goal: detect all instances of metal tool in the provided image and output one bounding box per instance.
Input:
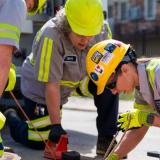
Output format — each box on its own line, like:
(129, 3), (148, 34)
(103, 112), (132, 160)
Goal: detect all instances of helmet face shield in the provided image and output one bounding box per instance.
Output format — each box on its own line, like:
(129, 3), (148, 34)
(86, 39), (130, 95)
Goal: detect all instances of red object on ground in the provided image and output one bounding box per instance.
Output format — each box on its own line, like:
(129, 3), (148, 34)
(44, 135), (68, 160)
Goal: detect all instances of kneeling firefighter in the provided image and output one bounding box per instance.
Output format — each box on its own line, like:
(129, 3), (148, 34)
(4, 0), (109, 158)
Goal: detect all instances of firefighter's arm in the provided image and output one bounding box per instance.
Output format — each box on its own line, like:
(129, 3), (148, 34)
(0, 45), (13, 96)
(45, 82), (61, 124)
(107, 126), (149, 160)
(72, 76), (95, 97)
(45, 82), (66, 143)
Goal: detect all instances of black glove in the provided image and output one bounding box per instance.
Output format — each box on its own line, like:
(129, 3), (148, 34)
(48, 124), (67, 143)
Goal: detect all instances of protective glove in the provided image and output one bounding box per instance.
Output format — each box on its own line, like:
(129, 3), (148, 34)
(48, 124), (67, 143)
(106, 152), (119, 160)
(118, 109), (151, 131)
(5, 64), (16, 92)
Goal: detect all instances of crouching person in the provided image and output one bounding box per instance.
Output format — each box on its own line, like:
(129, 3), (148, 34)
(4, 0), (105, 151)
(86, 39), (160, 159)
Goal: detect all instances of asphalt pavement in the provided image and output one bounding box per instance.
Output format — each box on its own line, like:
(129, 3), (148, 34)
(1, 96), (160, 160)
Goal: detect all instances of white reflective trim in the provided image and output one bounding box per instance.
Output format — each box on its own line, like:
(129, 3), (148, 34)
(28, 130), (49, 141)
(27, 116), (51, 129)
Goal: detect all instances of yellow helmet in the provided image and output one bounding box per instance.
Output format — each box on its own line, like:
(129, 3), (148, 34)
(28, 0), (46, 16)
(65, 0), (104, 36)
(86, 39), (131, 95)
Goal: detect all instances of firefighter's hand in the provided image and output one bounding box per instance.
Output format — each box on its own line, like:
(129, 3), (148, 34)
(5, 64), (16, 92)
(105, 152), (118, 160)
(48, 124), (67, 143)
(118, 109), (151, 131)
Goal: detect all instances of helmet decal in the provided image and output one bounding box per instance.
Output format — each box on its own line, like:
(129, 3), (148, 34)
(91, 51), (103, 64)
(90, 72), (98, 81)
(94, 65), (104, 74)
(104, 43), (117, 53)
(101, 52), (113, 64)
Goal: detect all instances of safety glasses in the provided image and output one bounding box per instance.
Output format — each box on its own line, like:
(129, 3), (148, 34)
(106, 81), (117, 90)
(106, 70), (121, 89)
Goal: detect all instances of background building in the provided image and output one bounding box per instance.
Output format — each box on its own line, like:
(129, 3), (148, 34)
(17, 0), (160, 64)
(108, 0), (160, 57)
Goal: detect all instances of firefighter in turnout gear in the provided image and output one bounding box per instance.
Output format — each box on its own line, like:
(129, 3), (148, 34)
(86, 39), (160, 159)
(5, 0), (103, 149)
(0, 0), (46, 157)
(5, 0), (118, 155)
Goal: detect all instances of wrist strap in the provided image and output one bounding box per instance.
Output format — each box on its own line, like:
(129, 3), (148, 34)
(146, 113), (155, 126)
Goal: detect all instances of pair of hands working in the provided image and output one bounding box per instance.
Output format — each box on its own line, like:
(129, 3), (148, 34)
(106, 109), (155, 160)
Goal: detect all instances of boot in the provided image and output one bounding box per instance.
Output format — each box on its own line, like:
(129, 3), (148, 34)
(4, 146), (14, 153)
(4, 108), (22, 127)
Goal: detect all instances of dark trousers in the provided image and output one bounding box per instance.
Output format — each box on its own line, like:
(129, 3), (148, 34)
(88, 80), (118, 138)
(7, 97), (47, 150)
